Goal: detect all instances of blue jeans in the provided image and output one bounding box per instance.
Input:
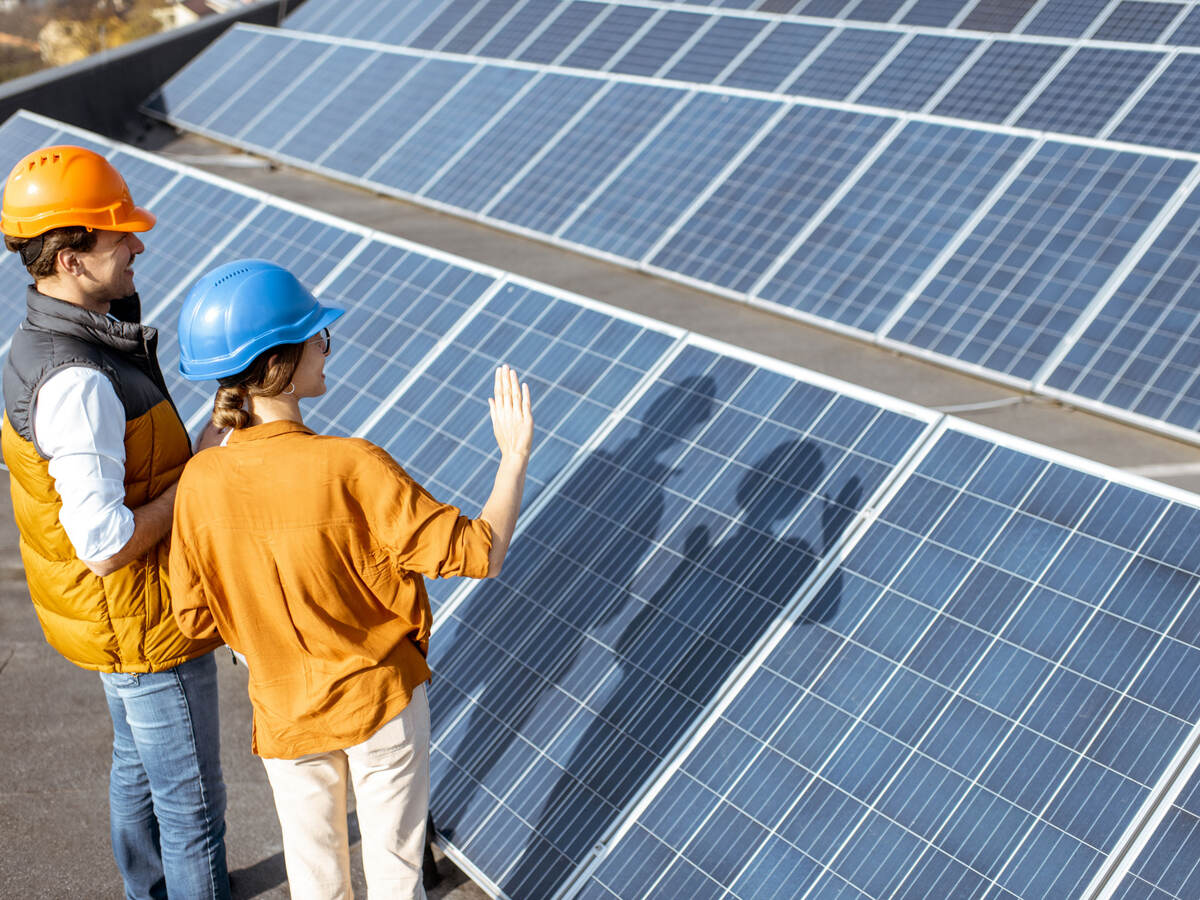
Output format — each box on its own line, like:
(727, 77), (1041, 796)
(100, 651), (230, 900)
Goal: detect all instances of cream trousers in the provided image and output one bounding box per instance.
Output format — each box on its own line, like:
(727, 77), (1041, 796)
(260, 683), (430, 900)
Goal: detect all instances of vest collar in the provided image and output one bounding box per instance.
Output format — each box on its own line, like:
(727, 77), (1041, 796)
(24, 285), (154, 356)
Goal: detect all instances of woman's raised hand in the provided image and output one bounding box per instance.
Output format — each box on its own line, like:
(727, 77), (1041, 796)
(489, 364), (533, 460)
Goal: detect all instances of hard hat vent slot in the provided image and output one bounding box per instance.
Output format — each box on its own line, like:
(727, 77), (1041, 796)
(214, 267), (251, 286)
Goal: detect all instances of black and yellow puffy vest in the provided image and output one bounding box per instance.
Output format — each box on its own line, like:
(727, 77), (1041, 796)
(2, 287), (219, 672)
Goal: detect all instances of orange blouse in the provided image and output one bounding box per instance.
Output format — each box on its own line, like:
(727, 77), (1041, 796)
(169, 420), (492, 759)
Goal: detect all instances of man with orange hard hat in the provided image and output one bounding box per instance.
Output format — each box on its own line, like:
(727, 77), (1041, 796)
(0, 146), (230, 899)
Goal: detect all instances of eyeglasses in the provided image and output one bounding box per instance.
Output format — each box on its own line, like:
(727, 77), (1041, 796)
(310, 327), (331, 355)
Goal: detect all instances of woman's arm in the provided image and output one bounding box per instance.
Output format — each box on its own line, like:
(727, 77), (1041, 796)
(478, 365), (534, 577)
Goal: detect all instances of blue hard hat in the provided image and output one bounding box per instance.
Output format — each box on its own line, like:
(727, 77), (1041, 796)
(177, 259), (344, 380)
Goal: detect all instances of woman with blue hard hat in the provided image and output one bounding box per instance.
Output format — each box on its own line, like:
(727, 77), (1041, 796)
(169, 259), (533, 900)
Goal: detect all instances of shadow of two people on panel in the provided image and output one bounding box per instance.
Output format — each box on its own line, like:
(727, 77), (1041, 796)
(430, 374), (861, 898)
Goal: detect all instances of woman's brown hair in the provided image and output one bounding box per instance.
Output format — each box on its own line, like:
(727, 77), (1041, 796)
(212, 342), (305, 430)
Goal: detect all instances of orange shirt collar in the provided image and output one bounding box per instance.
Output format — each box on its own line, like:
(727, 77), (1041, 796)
(226, 420), (315, 444)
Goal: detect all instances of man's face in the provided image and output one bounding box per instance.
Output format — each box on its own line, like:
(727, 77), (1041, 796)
(74, 229), (144, 302)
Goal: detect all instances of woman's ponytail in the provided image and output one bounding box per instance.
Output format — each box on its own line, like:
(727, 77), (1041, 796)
(212, 384), (250, 431)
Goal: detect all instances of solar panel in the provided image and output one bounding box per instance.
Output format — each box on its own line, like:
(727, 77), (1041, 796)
(843, 0), (908, 22)
(485, 81), (687, 235)
(931, 40), (1065, 123)
(1019, 0), (1112, 38)
(278, 52), (422, 164)
(367, 66), (536, 195)
(853, 33), (980, 111)
(508, 0), (604, 65)
(649, 105), (895, 294)
(1015, 47), (1163, 137)
(408, 0), (487, 51)
(440, 0), (522, 55)
(238, 44), (377, 151)
(660, 14), (769, 84)
(141, 24), (264, 118)
(900, 0), (971, 27)
(784, 27), (902, 101)
(560, 92), (782, 261)
(323, 57), (474, 178)
(1109, 54), (1200, 152)
(1042, 185), (1200, 437)
(755, 121), (1032, 333)
(959, 0), (1041, 32)
(717, 21), (831, 93)
(424, 73), (607, 212)
(1091, 1), (1184, 43)
(426, 340), (935, 898)
(578, 423), (1200, 899)
(885, 142), (1195, 382)
(560, 4), (656, 71)
(1113, 758), (1200, 899)
(1167, 6), (1200, 45)
(608, 9), (710, 78)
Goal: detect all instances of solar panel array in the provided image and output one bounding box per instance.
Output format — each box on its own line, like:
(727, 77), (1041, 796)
(145, 21), (1200, 445)
(277, 0), (1200, 140)
(6, 111), (1200, 898)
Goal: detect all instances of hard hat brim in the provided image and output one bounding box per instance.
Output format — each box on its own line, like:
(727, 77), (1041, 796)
(112, 205), (156, 233)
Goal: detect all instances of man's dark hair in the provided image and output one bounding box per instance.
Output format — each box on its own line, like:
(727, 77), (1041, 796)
(4, 226), (97, 279)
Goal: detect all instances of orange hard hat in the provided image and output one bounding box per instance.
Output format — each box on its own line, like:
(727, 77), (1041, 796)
(0, 145), (155, 238)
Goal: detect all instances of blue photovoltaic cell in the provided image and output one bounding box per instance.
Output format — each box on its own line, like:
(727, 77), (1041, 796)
(757, 0), (803, 11)
(1114, 765), (1200, 899)
(759, 122), (1031, 333)
(932, 41), (1064, 123)
(427, 344), (928, 900)
(1111, 54), (1200, 153)
(719, 22), (830, 93)
(302, 239), (496, 441)
(584, 428), (1200, 899)
(426, 74), (606, 212)
(362, 284), (677, 568)
(1046, 189), (1200, 433)
(327, 57), (473, 178)
(1092, 1), (1183, 43)
(155, 205), (367, 423)
(1017, 48), (1162, 137)
(487, 82), (686, 235)
(491, 0), (579, 61)
(440, 0), (519, 54)
(887, 143), (1194, 382)
(651, 105), (894, 294)
(900, 0), (968, 26)
(560, 5), (656, 72)
(1167, 7), (1200, 44)
(368, 66), (535, 195)
(280, 0), (356, 32)
(240, 44), (373, 149)
(142, 26), (262, 117)
(409, 0), (483, 50)
(171, 30), (294, 128)
(960, 0), (1039, 31)
(278, 52), (421, 164)
(1021, 0), (1111, 37)
(514, 0), (605, 64)
(662, 15), (767, 84)
(609, 10), (709, 78)
(786, 28), (901, 102)
(844, 0), (908, 21)
(855, 33), (980, 112)
(203, 38), (332, 135)
(563, 92), (781, 261)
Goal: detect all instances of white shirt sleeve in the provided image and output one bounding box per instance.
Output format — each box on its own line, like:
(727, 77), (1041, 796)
(34, 367), (135, 562)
